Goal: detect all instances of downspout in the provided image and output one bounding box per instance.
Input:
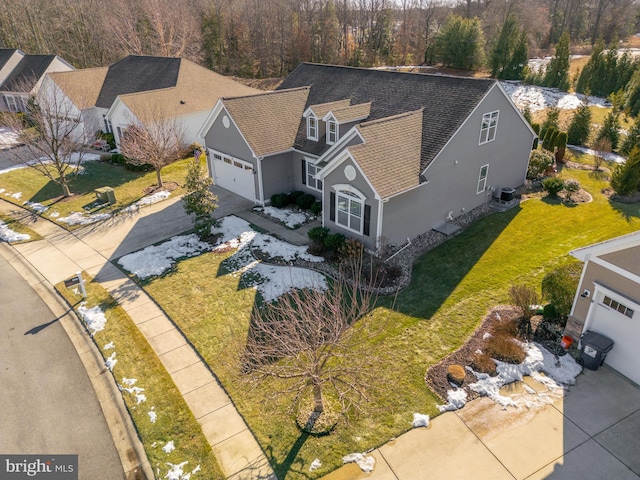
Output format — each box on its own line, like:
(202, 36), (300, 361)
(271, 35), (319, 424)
(376, 198), (385, 251)
(256, 156), (264, 205)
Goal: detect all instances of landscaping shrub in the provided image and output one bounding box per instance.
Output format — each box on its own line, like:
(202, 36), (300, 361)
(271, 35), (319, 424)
(542, 304), (559, 320)
(339, 238), (364, 260)
(307, 226), (329, 243)
(542, 177), (565, 196)
(296, 193), (315, 210)
(98, 131), (116, 149)
(509, 284), (539, 338)
(270, 193), (289, 208)
(485, 333), (526, 364)
(471, 351), (496, 375)
(555, 131), (568, 163)
(541, 262), (583, 324)
(447, 364), (466, 386)
(310, 201), (322, 216)
(531, 123), (541, 149)
(564, 179), (581, 198)
(189, 142), (204, 153)
(527, 150), (555, 180)
(287, 190), (304, 205)
(323, 232), (346, 252)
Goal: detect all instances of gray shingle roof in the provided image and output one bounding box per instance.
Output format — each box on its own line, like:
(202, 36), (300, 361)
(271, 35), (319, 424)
(95, 55), (181, 108)
(0, 55), (57, 92)
(277, 63), (496, 170)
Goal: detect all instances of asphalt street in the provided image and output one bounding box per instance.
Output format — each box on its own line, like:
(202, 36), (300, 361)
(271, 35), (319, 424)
(0, 254), (124, 479)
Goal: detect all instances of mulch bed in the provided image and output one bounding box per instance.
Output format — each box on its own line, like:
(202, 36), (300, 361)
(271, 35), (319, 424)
(143, 182), (179, 195)
(425, 306), (532, 402)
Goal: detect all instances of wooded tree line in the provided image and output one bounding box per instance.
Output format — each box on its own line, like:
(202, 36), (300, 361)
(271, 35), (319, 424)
(1, 0), (639, 77)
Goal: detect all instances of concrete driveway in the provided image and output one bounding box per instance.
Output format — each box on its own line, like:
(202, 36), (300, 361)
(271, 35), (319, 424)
(324, 366), (640, 480)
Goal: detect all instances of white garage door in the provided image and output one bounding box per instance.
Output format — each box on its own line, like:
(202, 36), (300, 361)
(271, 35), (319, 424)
(210, 150), (255, 201)
(589, 291), (640, 384)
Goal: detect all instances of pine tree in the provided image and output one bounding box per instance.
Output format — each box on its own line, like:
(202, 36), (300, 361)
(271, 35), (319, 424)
(611, 147), (640, 195)
(490, 16), (528, 81)
(596, 110), (621, 151)
(434, 15), (485, 71)
(540, 107), (560, 139)
(510, 30), (529, 81)
(543, 32), (571, 91)
(621, 121), (640, 156)
(183, 155), (218, 239)
(576, 38), (605, 95)
(567, 102), (592, 146)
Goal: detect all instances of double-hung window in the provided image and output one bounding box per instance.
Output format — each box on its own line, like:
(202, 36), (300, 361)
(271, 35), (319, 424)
(477, 164), (489, 194)
(307, 115), (318, 140)
(336, 190), (363, 233)
(479, 111), (499, 144)
(327, 120), (338, 145)
(306, 160), (322, 191)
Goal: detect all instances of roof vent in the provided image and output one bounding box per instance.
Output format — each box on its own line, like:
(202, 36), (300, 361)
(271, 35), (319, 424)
(180, 100), (185, 105)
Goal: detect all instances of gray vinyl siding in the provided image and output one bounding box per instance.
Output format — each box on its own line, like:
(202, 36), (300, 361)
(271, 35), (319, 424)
(381, 85), (533, 246)
(261, 152), (295, 201)
(322, 157), (379, 251)
(204, 107), (255, 163)
(291, 151), (322, 198)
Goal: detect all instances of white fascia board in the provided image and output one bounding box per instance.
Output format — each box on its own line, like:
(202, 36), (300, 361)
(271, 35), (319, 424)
(320, 150), (382, 201)
(570, 231), (640, 261)
(197, 98), (225, 140)
(494, 82), (537, 138)
(322, 111), (337, 122)
(312, 127), (363, 166)
(303, 107), (316, 118)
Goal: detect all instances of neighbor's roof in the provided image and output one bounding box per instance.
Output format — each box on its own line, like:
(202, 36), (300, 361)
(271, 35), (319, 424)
(48, 67), (108, 109)
(278, 63), (496, 170)
(95, 55), (182, 109)
(0, 49), (22, 70)
(349, 109), (424, 199)
(223, 87), (310, 157)
(116, 59), (261, 122)
(0, 55), (58, 92)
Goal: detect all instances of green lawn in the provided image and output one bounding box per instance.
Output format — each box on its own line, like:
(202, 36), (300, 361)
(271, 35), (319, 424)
(142, 167), (639, 478)
(56, 275), (224, 480)
(0, 158), (191, 229)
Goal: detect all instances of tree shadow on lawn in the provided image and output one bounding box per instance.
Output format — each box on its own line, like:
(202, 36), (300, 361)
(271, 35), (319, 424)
(391, 206), (520, 320)
(608, 199), (640, 221)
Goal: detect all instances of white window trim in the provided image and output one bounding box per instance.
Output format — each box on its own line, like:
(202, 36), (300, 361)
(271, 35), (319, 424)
(327, 119), (338, 145)
(335, 188), (365, 235)
(477, 164), (489, 194)
(307, 115), (318, 141)
(305, 159), (322, 192)
(479, 111), (499, 145)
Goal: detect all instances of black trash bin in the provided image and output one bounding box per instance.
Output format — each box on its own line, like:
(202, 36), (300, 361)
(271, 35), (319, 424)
(580, 330), (614, 370)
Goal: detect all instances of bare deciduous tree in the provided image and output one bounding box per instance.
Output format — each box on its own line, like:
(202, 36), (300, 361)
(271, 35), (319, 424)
(242, 257), (389, 431)
(509, 284), (540, 338)
(118, 110), (185, 188)
(4, 76), (95, 198)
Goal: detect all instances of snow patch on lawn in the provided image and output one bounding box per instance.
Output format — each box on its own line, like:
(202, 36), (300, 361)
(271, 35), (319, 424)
(568, 145), (626, 163)
(23, 201), (48, 213)
(78, 303), (107, 335)
(162, 441), (175, 453)
(501, 81), (608, 112)
(243, 263), (327, 302)
(0, 220), (30, 242)
(309, 458), (322, 472)
(148, 407), (157, 423)
(118, 234), (211, 279)
(211, 215), (257, 251)
(262, 206), (309, 228)
(58, 211), (112, 225)
(343, 453), (375, 472)
(103, 341), (115, 350)
(412, 413), (430, 428)
(122, 191), (171, 213)
(105, 352), (117, 371)
(252, 234), (323, 262)
(163, 462), (200, 480)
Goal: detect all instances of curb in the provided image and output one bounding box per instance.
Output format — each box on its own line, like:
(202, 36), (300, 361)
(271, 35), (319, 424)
(0, 242), (155, 480)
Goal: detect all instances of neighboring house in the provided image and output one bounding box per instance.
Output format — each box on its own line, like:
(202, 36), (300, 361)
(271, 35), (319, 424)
(0, 49), (25, 88)
(40, 67), (108, 142)
(0, 53), (74, 112)
(105, 57), (259, 147)
(565, 231), (640, 385)
(199, 63), (536, 250)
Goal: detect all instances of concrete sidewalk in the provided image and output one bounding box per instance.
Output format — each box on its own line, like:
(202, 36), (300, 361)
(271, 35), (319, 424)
(324, 366), (640, 480)
(0, 199), (276, 480)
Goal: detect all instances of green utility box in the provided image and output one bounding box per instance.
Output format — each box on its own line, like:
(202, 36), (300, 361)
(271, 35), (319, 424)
(95, 186), (116, 205)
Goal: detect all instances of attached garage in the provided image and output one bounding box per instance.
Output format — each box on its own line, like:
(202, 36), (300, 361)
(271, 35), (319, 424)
(584, 286), (640, 385)
(209, 149), (256, 201)
(566, 232), (640, 386)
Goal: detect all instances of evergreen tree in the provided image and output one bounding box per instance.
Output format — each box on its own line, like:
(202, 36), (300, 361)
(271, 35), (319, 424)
(540, 106), (560, 139)
(611, 147), (640, 195)
(575, 38), (605, 95)
(434, 15), (485, 71)
(543, 32), (571, 91)
(183, 155), (218, 239)
(510, 31), (529, 81)
(567, 102), (592, 145)
(596, 110), (621, 150)
(621, 120), (640, 156)
(490, 16), (528, 81)
(522, 105), (533, 126)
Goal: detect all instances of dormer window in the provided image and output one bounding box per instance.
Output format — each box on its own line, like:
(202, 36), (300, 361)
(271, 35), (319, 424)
(307, 115), (318, 141)
(327, 119), (338, 145)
